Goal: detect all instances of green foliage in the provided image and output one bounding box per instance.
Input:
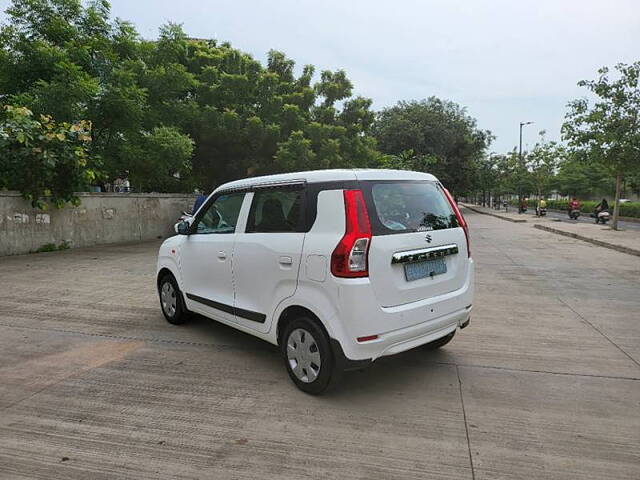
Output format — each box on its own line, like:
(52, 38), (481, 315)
(476, 134), (562, 201)
(562, 62), (640, 228)
(373, 98), (493, 195)
(553, 151), (612, 197)
(378, 149), (438, 173)
(562, 62), (640, 177)
(527, 132), (562, 196)
(478, 150), (532, 198)
(515, 198), (640, 218)
(0, 105), (93, 208)
(121, 126), (194, 192)
(274, 130), (316, 171)
(619, 202), (640, 218)
(33, 240), (71, 253)
(0, 0), (382, 196)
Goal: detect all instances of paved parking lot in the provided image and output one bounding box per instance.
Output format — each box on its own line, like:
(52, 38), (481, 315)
(1, 210), (639, 479)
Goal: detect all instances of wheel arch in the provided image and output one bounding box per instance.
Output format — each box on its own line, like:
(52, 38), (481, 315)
(276, 305), (331, 348)
(157, 267), (176, 290)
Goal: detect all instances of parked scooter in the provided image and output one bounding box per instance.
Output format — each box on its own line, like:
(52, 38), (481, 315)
(591, 210), (610, 224)
(177, 210), (192, 223)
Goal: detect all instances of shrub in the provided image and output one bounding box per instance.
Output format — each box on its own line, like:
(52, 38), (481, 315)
(517, 198), (640, 217)
(0, 105), (94, 209)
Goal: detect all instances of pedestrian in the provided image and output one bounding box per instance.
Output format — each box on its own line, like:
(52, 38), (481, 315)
(113, 175), (123, 192)
(192, 190), (207, 215)
(122, 174), (130, 193)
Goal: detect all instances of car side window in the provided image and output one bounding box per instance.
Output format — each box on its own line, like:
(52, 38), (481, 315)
(247, 189), (304, 233)
(194, 193), (245, 234)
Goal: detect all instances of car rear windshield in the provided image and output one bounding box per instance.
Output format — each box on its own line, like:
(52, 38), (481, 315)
(367, 181), (458, 234)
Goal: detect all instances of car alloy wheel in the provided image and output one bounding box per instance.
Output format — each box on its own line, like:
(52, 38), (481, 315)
(286, 328), (322, 383)
(160, 280), (177, 318)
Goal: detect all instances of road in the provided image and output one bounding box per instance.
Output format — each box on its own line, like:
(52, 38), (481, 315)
(0, 211), (639, 479)
(496, 205), (640, 231)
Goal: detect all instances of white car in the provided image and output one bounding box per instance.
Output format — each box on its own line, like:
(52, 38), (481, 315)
(157, 169), (474, 393)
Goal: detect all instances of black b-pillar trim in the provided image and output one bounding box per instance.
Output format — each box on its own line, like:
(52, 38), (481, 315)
(185, 293), (266, 324)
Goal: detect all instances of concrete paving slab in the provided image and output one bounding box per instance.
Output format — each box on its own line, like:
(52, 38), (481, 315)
(0, 340), (472, 479)
(462, 204), (528, 223)
(449, 212), (640, 378)
(534, 223), (640, 257)
(0, 209), (639, 479)
(459, 366), (640, 480)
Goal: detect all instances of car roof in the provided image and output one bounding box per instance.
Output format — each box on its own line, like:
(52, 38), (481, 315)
(214, 169), (438, 193)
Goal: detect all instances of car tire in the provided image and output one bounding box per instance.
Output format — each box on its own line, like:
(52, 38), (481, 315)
(425, 331), (456, 350)
(282, 317), (339, 395)
(158, 274), (190, 325)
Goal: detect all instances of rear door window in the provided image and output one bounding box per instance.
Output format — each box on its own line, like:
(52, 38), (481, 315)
(246, 189), (304, 233)
(367, 181), (458, 234)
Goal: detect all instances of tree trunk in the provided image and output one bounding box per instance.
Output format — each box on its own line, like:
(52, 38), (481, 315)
(612, 173), (622, 231)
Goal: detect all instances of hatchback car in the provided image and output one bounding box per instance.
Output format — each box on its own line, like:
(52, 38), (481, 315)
(157, 169), (473, 393)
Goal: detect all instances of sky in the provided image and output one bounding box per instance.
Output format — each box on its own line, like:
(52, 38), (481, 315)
(3, 0), (639, 153)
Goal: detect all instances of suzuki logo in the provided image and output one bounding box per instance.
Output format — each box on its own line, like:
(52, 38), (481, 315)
(425, 234), (432, 243)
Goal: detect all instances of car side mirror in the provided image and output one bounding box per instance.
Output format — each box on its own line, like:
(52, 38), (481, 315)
(176, 220), (191, 235)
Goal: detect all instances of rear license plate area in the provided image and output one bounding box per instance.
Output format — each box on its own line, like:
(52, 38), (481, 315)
(404, 257), (447, 281)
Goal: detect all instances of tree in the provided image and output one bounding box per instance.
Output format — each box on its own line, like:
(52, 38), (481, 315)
(121, 126), (194, 192)
(273, 130), (316, 171)
(1, 0), (384, 196)
(527, 131), (561, 199)
(494, 149), (533, 203)
(373, 98), (493, 195)
(471, 154), (499, 206)
(0, 105), (94, 208)
(562, 62), (640, 230)
(553, 150), (611, 198)
(378, 149), (437, 172)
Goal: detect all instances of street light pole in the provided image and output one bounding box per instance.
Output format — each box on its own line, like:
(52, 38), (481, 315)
(519, 121), (534, 163)
(517, 121), (534, 211)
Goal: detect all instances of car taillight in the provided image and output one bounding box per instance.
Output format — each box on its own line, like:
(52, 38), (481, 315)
(331, 189), (372, 277)
(443, 187), (470, 258)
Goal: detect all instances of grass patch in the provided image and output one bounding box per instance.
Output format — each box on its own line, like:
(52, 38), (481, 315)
(32, 241), (71, 253)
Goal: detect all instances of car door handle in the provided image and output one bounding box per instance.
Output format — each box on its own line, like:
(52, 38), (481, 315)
(217, 251), (227, 260)
(279, 256), (293, 265)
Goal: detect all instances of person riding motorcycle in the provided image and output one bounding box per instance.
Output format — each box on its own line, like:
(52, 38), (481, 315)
(569, 198), (580, 210)
(595, 198), (609, 214)
(593, 198), (610, 223)
(568, 197), (581, 218)
(519, 198), (528, 214)
(536, 197), (547, 216)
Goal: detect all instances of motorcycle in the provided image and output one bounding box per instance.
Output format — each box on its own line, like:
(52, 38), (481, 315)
(536, 207), (547, 217)
(591, 210), (610, 224)
(569, 209), (581, 220)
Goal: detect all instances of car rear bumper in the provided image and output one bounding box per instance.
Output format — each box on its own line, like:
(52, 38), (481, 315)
(333, 306), (471, 364)
(331, 259), (474, 362)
